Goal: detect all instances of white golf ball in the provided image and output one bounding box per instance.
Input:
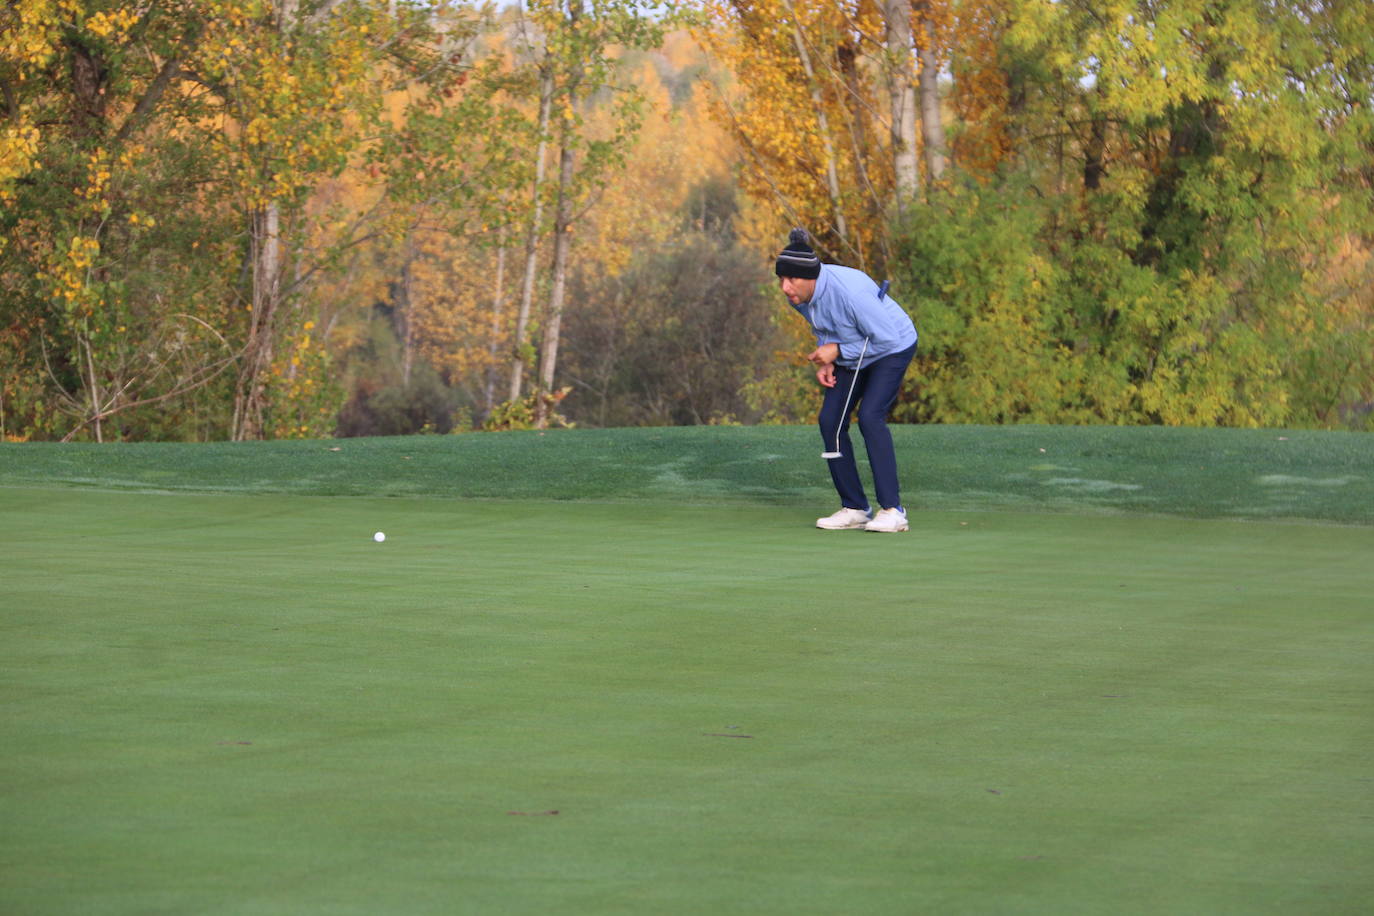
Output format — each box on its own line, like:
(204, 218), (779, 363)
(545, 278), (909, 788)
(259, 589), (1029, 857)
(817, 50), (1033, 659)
(373, 531), (386, 543)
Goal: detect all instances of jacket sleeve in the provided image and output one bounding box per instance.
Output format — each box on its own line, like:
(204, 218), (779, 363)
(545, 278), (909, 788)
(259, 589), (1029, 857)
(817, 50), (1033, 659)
(847, 295), (911, 357)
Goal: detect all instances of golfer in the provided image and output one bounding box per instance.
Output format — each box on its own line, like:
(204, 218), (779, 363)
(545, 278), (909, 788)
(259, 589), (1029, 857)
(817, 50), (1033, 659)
(775, 228), (918, 532)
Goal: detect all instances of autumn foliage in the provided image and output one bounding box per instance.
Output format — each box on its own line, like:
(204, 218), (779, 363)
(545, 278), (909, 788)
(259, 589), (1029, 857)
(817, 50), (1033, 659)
(2, 0), (1371, 441)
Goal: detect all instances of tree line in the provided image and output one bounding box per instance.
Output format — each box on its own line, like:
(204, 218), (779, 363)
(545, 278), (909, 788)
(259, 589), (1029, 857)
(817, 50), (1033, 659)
(3, 0), (1371, 442)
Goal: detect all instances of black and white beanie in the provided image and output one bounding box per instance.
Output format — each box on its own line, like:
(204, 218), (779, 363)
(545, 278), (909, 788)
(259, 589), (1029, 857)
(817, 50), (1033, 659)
(775, 227), (822, 279)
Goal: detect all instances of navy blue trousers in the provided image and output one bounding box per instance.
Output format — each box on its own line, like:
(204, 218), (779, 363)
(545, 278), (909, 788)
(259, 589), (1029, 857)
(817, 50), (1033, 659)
(819, 342), (916, 511)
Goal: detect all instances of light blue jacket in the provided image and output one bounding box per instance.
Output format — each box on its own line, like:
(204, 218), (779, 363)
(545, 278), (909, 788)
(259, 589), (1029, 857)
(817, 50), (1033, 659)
(792, 264), (918, 367)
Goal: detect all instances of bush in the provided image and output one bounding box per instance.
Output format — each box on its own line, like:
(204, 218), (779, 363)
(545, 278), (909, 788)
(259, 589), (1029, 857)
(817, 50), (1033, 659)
(335, 363), (460, 437)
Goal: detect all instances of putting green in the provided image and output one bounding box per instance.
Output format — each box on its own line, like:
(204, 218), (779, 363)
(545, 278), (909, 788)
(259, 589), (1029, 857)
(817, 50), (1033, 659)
(3, 486), (1372, 914)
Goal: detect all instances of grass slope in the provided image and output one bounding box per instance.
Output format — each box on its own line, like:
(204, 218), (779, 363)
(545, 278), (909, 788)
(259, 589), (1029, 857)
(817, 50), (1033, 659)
(2, 426), (1372, 914)
(3, 423), (1372, 523)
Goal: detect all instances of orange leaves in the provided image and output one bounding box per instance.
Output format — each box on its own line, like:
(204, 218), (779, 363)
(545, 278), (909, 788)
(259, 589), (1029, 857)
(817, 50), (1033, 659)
(695, 0), (916, 268)
(946, 0), (1014, 179)
(64, 235), (100, 272)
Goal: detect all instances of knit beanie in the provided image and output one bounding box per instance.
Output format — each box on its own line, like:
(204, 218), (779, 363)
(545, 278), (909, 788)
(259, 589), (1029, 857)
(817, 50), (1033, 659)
(775, 227), (822, 279)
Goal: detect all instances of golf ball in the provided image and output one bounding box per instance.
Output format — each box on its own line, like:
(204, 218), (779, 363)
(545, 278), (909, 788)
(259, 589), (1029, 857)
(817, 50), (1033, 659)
(373, 531), (386, 542)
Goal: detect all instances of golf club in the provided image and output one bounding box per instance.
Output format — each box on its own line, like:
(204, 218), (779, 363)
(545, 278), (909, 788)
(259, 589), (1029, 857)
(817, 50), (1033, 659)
(821, 280), (888, 460)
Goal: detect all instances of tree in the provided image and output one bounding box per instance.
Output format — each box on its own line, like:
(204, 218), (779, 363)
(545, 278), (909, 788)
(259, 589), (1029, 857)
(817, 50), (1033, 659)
(883, 0), (919, 209)
(696, 0), (951, 270)
(505, 0), (671, 427)
(207, 1), (491, 439)
(550, 51), (784, 426)
(2, 1), (242, 441)
(890, 0), (1374, 428)
(506, 32), (555, 406)
(912, 0), (947, 185)
(560, 235), (781, 426)
(1, 0), (516, 441)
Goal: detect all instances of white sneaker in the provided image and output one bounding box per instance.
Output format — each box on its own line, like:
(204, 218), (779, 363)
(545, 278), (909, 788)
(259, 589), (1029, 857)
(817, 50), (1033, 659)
(864, 507), (909, 533)
(816, 507), (872, 530)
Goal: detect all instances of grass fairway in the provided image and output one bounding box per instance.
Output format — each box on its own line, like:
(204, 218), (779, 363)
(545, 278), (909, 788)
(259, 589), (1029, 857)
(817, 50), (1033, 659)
(2, 426), (1373, 914)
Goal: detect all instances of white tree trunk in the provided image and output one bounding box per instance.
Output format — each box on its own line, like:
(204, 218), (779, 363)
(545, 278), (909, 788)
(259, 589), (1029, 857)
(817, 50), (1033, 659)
(82, 322), (104, 442)
(233, 201), (281, 440)
(914, 4), (947, 186)
(509, 60), (554, 404)
(484, 235), (507, 416)
(533, 0), (585, 429)
(535, 142), (575, 429)
(885, 0), (919, 210)
(235, 0), (299, 439)
(398, 251), (415, 388)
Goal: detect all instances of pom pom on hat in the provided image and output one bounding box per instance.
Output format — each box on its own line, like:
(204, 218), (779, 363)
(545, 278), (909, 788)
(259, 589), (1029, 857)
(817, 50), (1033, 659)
(775, 227), (821, 279)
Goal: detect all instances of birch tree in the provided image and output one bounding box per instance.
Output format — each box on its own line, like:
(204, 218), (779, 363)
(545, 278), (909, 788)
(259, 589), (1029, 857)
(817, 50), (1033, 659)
(883, 0), (919, 209)
(1, 0), (506, 441)
(506, 0), (670, 427)
(696, 0), (948, 270)
(913, 0), (947, 184)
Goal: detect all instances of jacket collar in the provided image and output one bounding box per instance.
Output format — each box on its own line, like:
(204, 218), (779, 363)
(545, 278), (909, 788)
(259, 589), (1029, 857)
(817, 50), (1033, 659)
(812, 264), (830, 302)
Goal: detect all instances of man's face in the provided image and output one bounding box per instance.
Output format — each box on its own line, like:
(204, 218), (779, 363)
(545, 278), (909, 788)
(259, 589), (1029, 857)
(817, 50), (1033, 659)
(780, 275), (816, 306)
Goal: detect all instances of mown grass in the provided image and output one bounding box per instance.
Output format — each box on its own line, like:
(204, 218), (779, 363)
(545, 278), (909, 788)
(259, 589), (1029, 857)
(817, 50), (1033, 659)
(3, 423), (1371, 523)
(2, 424), (1372, 914)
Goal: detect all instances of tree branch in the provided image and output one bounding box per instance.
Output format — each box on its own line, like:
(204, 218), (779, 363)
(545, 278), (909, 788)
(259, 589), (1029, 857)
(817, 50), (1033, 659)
(113, 54), (184, 144)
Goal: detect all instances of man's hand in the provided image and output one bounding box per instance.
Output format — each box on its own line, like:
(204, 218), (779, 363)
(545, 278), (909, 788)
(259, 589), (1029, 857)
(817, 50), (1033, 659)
(807, 342), (840, 367)
(808, 342), (840, 388)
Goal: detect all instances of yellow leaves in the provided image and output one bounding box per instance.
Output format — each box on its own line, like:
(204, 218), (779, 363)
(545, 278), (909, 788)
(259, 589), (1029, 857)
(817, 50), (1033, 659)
(207, 1), (259, 30)
(242, 117), (266, 145)
(85, 8), (139, 40)
(0, 123), (41, 159)
(0, 0), (78, 201)
(114, 144), (146, 171)
(696, 2), (895, 261)
(73, 148), (115, 203)
(66, 235), (100, 272)
(0, 124), (43, 203)
(0, 0), (77, 67)
(35, 233), (101, 309)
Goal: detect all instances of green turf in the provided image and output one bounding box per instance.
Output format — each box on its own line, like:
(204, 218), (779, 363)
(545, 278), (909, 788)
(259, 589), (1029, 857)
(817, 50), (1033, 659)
(3, 423), (1371, 522)
(2, 426), (1373, 913)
